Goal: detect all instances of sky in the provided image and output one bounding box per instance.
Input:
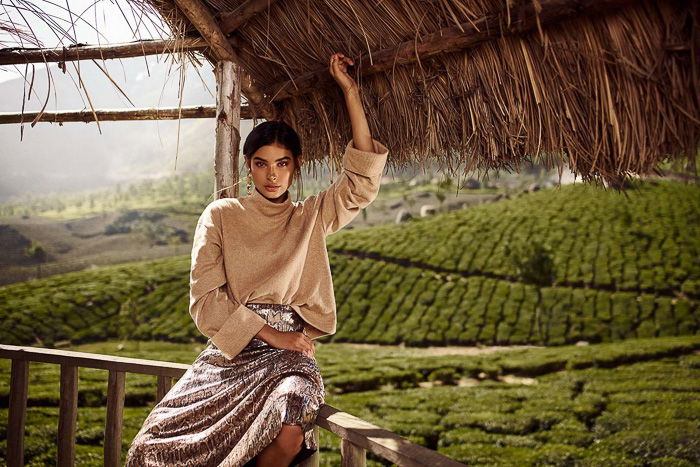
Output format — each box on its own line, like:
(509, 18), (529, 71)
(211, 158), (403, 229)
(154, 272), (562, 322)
(0, 0), (167, 84)
(0, 0), (236, 200)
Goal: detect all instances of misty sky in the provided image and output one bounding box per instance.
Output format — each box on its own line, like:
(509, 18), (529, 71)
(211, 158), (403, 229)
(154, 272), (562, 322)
(0, 0), (258, 201)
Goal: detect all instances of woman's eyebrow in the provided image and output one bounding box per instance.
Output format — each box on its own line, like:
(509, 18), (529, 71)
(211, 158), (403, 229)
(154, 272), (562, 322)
(251, 155), (291, 162)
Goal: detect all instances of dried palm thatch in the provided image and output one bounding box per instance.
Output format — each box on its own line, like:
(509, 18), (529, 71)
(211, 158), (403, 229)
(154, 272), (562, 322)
(2, 0), (698, 188)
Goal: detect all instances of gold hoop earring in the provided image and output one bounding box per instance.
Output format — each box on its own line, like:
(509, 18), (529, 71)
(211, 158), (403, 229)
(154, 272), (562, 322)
(294, 168), (303, 201)
(246, 171), (253, 195)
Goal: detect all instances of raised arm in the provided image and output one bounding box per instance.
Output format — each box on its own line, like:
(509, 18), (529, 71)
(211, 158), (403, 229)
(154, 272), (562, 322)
(329, 52), (373, 152)
(189, 204), (267, 360)
(313, 53), (389, 235)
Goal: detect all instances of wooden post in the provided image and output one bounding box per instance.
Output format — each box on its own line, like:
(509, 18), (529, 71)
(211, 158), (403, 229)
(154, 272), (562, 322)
(57, 364), (78, 466)
(299, 426), (320, 467)
(7, 359), (29, 467)
(214, 60), (242, 199)
(340, 438), (366, 467)
(104, 370), (125, 467)
(156, 375), (173, 404)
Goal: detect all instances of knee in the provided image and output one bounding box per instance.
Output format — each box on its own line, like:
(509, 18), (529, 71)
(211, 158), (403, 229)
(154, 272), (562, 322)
(274, 424), (304, 455)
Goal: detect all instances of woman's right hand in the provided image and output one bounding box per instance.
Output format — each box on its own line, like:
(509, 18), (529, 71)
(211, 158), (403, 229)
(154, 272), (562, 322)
(265, 328), (315, 359)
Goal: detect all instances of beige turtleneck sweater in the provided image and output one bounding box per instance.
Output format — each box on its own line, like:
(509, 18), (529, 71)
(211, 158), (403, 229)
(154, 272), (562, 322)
(189, 138), (389, 360)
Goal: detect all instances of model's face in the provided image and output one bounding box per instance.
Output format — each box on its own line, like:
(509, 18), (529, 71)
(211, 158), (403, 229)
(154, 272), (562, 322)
(245, 143), (300, 202)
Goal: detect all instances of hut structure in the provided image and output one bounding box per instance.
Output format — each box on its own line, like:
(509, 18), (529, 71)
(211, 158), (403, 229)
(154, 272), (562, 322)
(0, 0), (698, 465)
(1, 0), (698, 191)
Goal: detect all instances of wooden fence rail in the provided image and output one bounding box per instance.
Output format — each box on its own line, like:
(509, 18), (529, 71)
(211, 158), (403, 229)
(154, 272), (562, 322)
(0, 344), (465, 466)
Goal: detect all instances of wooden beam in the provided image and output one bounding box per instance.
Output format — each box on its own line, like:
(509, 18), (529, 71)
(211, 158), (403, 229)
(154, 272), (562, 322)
(214, 60), (242, 199)
(172, 0), (275, 119)
(315, 405), (464, 466)
(172, 0), (236, 61)
(266, 0), (636, 100)
(0, 105), (254, 124)
(0, 38), (207, 66)
(0, 344), (190, 377)
(218, 0), (280, 36)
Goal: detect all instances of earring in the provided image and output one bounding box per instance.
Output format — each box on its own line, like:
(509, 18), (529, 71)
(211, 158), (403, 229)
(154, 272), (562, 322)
(246, 171), (253, 195)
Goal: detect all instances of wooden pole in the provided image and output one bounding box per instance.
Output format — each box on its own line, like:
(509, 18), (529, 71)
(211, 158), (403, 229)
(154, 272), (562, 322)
(0, 105), (252, 124)
(172, 0), (274, 120)
(7, 359), (28, 467)
(217, 0), (280, 35)
(214, 60), (242, 199)
(104, 370), (125, 467)
(0, 38), (206, 66)
(57, 364), (78, 466)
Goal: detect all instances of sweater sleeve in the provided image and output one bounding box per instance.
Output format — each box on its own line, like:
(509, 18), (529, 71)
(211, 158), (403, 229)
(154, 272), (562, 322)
(189, 205), (267, 360)
(318, 138), (389, 236)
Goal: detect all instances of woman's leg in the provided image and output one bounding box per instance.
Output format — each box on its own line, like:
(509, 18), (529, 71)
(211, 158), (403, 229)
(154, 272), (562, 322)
(256, 423), (304, 467)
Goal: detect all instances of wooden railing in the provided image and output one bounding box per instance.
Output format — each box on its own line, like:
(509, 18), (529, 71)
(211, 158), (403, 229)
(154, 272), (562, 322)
(0, 344), (465, 466)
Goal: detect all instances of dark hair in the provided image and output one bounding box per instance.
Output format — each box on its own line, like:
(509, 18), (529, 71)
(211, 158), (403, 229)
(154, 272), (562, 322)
(243, 121), (302, 159)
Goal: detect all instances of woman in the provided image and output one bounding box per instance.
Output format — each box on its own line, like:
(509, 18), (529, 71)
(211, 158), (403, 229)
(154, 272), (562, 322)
(125, 53), (389, 466)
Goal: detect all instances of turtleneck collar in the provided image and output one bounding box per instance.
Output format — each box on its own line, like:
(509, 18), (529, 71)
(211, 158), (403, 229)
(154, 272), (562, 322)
(245, 186), (293, 216)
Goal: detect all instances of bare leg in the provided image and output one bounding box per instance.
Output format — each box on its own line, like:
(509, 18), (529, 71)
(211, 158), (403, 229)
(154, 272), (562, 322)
(256, 423), (304, 467)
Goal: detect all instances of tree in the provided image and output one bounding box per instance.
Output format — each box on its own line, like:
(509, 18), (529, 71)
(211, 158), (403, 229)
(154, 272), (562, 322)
(504, 240), (556, 344)
(25, 241), (48, 278)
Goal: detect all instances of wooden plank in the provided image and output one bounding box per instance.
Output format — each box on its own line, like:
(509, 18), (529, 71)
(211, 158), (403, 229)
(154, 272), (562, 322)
(341, 438), (366, 467)
(0, 38), (207, 66)
(214, 60), (242, 199)
(57, 364), (78, 467)
(0, 344), (189, 377)
(7, 359), (29, 467)
(266, 0), (637, 100)
(156, 375), (173, 404)
(315, 405), (466, 466)
(104, 370), (126, 467)
(218, 0), (280, 35)
(0, 105), (253, 124)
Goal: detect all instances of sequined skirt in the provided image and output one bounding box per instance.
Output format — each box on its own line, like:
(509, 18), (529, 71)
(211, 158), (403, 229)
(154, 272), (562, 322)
(125, 303), (325, 467)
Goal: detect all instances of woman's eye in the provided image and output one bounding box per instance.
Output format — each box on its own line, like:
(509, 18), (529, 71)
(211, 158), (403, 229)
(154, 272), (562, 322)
(279, 161), (288, 167)
(255, 161), (265, 167)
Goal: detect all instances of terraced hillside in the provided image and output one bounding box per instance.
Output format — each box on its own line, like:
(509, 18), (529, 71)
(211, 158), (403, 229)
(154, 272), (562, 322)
(0, 180), (697, 348)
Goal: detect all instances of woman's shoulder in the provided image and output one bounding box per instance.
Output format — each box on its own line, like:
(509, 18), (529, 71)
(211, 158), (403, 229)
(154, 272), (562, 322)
(197, 197), (245, 223)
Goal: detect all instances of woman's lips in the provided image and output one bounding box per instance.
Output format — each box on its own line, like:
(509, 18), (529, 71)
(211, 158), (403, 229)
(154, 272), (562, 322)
(265, 185), (280, 192)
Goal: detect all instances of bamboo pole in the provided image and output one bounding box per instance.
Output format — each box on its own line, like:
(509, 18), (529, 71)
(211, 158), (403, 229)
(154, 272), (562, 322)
(214, 60), (242, 199)
(267, 0), (637, 100)
(0, 38), (207, 65)
(0, 105), (252, 124)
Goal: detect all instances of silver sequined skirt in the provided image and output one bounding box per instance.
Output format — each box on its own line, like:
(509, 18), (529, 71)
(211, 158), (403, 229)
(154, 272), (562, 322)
(125, 303), (325, 466)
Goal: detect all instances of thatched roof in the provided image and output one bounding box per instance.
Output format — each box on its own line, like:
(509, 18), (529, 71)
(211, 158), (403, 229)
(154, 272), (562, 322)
(2, 0), (698, 188)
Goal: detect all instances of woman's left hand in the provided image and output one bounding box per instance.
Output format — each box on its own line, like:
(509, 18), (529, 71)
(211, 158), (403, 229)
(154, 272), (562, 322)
(329, 52), (358, 95)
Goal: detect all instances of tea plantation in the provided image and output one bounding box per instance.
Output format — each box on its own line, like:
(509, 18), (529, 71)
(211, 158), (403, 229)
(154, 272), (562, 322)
(0, 179), (697, 348)
(0, 337), (698, 465)
(0, 179), (698, 465)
